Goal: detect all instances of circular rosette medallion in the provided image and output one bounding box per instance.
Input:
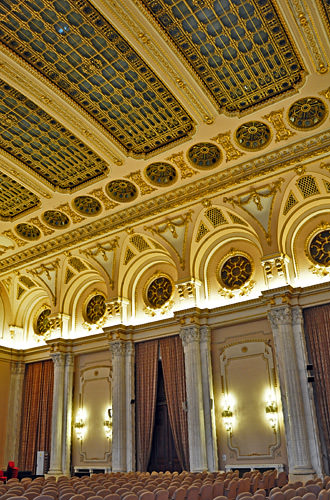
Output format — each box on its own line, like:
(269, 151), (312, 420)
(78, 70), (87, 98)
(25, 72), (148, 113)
(85, 294), (106, 324)
(309, 229), (330, 266)
(15, 223), (41, 241)
(187, 142), (222, 169)
(145, 276), (173, 309)
(288, 97), (327, 129)
(145, 162), (177, 187)
(219, 255), (253, 290)
(73, 196), (102, 216)
(43, 210), (70, 228)
(235, 121), (271, 150)
(106, 180), (138, 202)
(35, 309), (51, 336)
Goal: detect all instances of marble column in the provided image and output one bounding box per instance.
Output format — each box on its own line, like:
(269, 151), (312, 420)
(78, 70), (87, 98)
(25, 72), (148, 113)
(125, 341), (135, 471)
(48, 352), (66, 476)
(180, 324), (207, 472)
(268, 306), (314, 477)
(62, 353), (74, 476)
(110, 340), (127, 471)
(292, 306), (323, 476)
(5, 361), (25, 464)
(200, 325), (218, 472)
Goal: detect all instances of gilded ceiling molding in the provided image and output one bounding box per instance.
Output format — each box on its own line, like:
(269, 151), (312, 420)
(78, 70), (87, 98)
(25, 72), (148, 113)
(28, 259), (60, 306)
(319, 87), (330, 101)
(0, 172), (41, 221)
(224, 180), (284, 244)
(56, 204), (85, 224)
(88, 189), (119, 211)
(287, 0), (329, 73)
(263, 110), (296, 143)
(95, 0), (215, 125)
(211, 133), (245, 162)
(0, 243), (14, 256)
(26, 217), (55, 237)
(166, 153), (198, 179)
(2, 230), (27, 248)
(80, 238), (119, 288)
(1, 131), (330, 272)
(316, 1), (330, 51)
(125, 171), (157, 196)
(0, 45), (123, 166)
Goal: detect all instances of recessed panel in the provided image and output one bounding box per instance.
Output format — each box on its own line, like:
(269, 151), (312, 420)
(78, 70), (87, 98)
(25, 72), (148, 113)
(0, 171), (40, 219)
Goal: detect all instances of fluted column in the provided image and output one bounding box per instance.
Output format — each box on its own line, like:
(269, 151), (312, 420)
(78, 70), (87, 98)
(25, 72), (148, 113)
(292, 306), (323, 476)
(5, 361), (25, 464)
(110, 340), (127, 471)
(200, 326), (218, 472)
(268, 306), (314, 477)
(62, 353), (74, 476)
(125, 341), (135, 471)
(180, 324), (207, 471)
(48, 352), (66, 476)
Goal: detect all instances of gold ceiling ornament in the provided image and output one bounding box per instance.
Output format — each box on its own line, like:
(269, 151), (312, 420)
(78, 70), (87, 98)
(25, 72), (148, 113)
(56, 203), (85, 224)
(217, 249), (255, 298)
(305, 223), (330, 271)
(316, 1), (330, 55)
(187, 142), (222, 170)
(84, 294), (107, 325)
(143, 273), (174, 315)
(144, 163), (178, 187)
(319, 87), (330, 101)
(72, 196), (102, 217)
(211, 132), (245, 162)
(125, 171), (157, 196)
(15, 223), (41, 241)
(2, 230), (27, 248)
(235, 122), (272, 151)
(288, 0), (329, 74)
(80, 238), (119, 288)
(140, 0), (305, 114)
(27, 217), (55, 236)
(106, 180), (139, 203)
(166, 152), (198, 179)
(296, 175), (320, 199)
(224, 179), (284, 244)
(28, 259), (60, 306)
(42, 211), (70, 230)
(283, 192), (299, 216)
(0, 242), (14, 256)
(263, 109), (296, 142)
(88, 189), (119, 211)
(33, 306), (52, 338)
(145, 210), (193, 269)
(288, 97), (328, 130)
(0, 0), (194, 157)
(0, 171), (40, 220)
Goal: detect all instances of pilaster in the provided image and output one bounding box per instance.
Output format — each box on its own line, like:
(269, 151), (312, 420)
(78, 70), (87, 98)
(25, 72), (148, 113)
(62, 353), (74, 476)
(5, 361), (25, 464)
(125, 341), (135, 471)
(48, 351), (66, 476)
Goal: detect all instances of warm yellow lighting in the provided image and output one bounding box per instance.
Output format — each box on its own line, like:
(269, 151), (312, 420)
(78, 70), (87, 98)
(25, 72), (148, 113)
(104, 407), (112, 440)
(74, 408), (87, 440)
(265, 389), (278, 430)
(222, 394), (235, 432)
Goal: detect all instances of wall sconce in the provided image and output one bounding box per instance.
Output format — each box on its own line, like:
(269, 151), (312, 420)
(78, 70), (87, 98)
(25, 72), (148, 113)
(265, 389), (278, 430)
(74, 408), (87, 441)
(222, 394), (235, 433)
(104, 407), (112, 439)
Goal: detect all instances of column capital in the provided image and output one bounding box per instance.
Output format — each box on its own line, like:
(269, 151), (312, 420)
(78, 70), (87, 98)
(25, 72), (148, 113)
(268, 305), (292, 329)
(110, 340), (126, 357)
(125, 341), (134, 357)
(50, 351), (66, 367)
(200, 325), (211, 344)
(10, 361), (25, 376)
(292, 305), (303, 326)
(180, 324), (200, 346)
(65, 353), (74, 367)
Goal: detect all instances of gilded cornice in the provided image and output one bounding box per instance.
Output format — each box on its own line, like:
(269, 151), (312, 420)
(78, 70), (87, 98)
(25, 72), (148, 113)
(1, 130), (330, 273)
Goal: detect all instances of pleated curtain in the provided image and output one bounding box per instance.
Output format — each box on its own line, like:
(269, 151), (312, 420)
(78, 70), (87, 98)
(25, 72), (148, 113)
(18, 360), (54, 473)
(303, 304), (330, 471)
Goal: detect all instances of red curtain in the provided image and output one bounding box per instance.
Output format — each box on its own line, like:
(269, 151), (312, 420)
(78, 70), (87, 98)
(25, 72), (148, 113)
(19, 360), (54, 473)
(303, 304), (330, 471)
(160, 336), (189, 470)
(135, 340), (159, 471)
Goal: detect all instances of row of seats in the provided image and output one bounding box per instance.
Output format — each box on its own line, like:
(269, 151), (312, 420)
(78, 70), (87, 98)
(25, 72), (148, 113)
(0, 470), (329, 500)
(0, 463), (19, 484)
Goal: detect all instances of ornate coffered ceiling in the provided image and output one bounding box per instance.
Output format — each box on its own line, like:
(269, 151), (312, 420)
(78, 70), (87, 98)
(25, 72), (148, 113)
(0, 0), (329, 271)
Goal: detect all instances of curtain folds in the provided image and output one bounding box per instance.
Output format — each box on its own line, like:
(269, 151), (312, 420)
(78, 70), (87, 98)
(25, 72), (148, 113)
(18, 360), (54, 473)
(160, 336), (190, 471)
(135, 340), (159, 471)
(303, 304), (330, 471)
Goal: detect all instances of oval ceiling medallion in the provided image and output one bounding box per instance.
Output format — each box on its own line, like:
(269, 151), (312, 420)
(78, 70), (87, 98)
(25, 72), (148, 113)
(106, 180), (138, 203)
(187, 142), (222, 169)
(15, 223), (41, 241)
(145, 276), (173, 309)
(235, 121), (271, 150)
(309, 229), (330, 266)
(219, 255), (252, 290)
(73, 196), (102, 216)
(34, 309), (51, 336)
(85, 294), (106, 324)
(145, 162), (177, 187)
(288, 97), (327, 129)
(43, 210), (70, 229)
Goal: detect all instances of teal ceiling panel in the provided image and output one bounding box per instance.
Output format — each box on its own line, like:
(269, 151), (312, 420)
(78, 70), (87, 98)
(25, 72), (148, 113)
(0, 0), (195, 156)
